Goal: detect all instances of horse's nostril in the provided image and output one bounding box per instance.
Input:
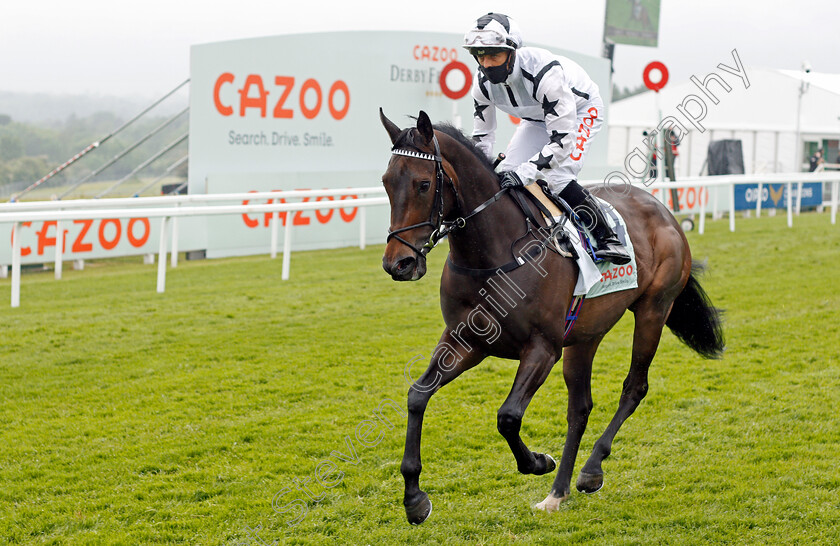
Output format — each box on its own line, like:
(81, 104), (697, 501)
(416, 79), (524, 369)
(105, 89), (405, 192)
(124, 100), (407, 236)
(396, 257), (415, 273)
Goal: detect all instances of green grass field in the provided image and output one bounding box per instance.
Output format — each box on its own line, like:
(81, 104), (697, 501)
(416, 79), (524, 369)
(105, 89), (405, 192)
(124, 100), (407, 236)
(1, 212), (839, 545)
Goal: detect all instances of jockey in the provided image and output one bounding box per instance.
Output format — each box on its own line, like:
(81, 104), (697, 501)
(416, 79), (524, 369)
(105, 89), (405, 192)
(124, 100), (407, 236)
(464, 12), (630, 265)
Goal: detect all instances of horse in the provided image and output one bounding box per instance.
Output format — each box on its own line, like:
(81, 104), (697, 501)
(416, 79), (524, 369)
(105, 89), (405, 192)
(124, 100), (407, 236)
(379, 109), (725, 524)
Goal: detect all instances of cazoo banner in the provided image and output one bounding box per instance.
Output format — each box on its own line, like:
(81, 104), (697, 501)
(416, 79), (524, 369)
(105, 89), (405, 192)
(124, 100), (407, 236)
(188, 31), (611, 258)
(0, 32), (610, 265)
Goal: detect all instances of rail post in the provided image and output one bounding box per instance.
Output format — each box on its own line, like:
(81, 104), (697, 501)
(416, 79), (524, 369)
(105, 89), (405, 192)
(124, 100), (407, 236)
(54, 220), (64, 280)
(270, 211), (279, 259)
(170, 215), (180, 268)
(281, 223), (293, 281)
(157, 216), (169, 293)
(359, 207), (367, 250)
(787, 182), (794, 227)
(729, 183), (736, 232)
(11, 222), (21, 308)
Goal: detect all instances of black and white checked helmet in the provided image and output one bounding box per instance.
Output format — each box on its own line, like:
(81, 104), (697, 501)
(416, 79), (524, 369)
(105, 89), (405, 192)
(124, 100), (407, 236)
(463, 13), (523, 54)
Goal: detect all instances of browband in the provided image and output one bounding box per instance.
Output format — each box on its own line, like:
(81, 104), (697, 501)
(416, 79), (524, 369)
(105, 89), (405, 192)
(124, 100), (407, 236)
(391, 135), (442, 162)
(392, 149), (440, 162)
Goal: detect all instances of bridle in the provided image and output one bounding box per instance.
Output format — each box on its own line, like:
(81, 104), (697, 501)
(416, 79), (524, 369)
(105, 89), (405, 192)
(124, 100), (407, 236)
(386, 134), (510, 258)
(386, 135), (457, 258)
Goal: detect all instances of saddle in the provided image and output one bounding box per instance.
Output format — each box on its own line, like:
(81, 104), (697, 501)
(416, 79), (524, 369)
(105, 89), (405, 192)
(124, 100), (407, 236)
(515, 181), (612, 266)
(525, 183), (563, 218)
(508, 182), (578, 260)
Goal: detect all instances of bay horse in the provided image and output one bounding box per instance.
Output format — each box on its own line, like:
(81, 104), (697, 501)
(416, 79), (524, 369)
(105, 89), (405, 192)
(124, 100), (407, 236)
(379, 109), (724, 524)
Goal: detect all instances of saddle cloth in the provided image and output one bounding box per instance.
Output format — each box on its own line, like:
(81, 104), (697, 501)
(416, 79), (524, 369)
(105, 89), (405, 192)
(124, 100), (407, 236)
(525, 185), (638, 298)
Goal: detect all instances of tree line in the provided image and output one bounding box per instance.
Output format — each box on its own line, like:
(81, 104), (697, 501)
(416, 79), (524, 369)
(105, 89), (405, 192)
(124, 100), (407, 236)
(0, 110), (188, 191)
(612, 83), (648, 101)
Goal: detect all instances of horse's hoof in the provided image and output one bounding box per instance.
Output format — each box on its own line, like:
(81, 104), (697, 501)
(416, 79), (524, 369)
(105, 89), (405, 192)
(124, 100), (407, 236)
(405, 492), (432, 525)
(576, 471), (604, 494)
(534, 453), (556, 476)
(534, 491), (568, 513)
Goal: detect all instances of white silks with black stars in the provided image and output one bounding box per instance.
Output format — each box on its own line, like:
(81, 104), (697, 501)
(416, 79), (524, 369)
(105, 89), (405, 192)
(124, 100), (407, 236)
(471, 47), (604, 195)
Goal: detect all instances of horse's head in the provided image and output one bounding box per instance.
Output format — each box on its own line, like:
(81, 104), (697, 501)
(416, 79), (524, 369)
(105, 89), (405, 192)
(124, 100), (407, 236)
(379, 109), (458, 281)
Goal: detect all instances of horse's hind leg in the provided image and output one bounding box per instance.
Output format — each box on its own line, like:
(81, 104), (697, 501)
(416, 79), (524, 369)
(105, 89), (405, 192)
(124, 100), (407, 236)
(576, 301), (668, 493)
(536, 337), (601, 512)
(496, 337), (558, 478)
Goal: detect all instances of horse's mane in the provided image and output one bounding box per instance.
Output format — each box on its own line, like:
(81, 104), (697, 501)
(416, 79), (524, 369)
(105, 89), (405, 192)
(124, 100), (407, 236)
(433, 123), (497, 175)
(393, 121), (496, 176)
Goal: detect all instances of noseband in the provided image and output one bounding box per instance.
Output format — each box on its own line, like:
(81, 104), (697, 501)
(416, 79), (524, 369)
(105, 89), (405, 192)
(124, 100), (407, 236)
(387, 135), (509, 258)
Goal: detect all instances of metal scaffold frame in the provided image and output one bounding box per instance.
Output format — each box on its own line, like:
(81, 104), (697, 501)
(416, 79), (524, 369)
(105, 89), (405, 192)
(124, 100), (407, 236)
(11, 79), (190, 202)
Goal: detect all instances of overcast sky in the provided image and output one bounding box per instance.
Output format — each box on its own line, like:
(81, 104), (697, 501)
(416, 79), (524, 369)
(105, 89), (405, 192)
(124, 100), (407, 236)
(1, 0), (838, 99)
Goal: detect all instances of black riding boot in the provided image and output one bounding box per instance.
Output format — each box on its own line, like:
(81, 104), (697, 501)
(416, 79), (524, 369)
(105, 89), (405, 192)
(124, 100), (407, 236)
(558, 181), (631, 265)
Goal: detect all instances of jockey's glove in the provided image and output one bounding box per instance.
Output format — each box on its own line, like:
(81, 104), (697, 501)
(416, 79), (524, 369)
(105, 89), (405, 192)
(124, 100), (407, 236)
(499, 171), (523, 189)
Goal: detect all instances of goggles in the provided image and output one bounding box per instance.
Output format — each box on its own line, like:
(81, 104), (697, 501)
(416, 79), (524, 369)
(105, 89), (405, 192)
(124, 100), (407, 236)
(463, 29), (513, 50)
(467, 47), (508, 57)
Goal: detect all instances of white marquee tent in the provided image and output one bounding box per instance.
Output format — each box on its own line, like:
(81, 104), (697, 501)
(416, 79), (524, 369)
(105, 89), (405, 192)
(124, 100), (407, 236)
(607, 67), (840, 177)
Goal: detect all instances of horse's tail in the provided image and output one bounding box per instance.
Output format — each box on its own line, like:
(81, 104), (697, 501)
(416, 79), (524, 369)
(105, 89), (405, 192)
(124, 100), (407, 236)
(665, 261), (726, 359)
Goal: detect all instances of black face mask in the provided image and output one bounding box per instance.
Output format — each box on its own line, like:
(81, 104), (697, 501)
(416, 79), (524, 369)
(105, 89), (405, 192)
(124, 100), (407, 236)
(477, 50), (515, 84)
(481, 64), (510, 84)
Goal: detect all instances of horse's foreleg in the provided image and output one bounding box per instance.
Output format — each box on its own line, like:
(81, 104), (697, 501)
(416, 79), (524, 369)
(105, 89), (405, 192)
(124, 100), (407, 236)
(496, 337), (558, 478)
(577, 306), (666, 493)
(401, 330), (484, 525)
(536, 339), (599, 512)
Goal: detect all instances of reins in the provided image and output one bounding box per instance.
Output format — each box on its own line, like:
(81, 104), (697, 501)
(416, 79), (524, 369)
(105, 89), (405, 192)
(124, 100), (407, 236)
(387, 133), (570, 271)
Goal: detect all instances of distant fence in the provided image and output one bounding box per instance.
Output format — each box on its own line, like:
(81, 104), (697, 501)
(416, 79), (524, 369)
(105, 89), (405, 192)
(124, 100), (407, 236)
(0, 188), (387, 308)
(1, 173), (838, 308)
(640, 171), (840, 233)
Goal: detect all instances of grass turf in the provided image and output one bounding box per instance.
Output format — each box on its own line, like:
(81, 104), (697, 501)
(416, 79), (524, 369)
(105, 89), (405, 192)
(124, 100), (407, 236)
(1, 211), (839, 544)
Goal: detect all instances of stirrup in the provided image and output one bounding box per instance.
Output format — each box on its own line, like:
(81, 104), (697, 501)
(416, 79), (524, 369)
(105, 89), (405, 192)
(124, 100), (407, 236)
(593, 242), (631, 265)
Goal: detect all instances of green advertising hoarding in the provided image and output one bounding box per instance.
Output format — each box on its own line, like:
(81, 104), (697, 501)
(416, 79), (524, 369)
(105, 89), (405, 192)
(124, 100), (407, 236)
(604, 0), (661, 47)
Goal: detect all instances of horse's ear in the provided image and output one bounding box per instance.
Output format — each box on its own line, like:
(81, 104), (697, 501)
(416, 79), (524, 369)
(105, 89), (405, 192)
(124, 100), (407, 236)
(416, 111), (434, 145)
(380, 108), (401, 145)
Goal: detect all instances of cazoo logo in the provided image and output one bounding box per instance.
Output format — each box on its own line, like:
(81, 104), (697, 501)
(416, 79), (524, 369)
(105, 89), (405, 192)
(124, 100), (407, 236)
(213, 73), (350, 120)
(412, 44), (459, 63)
(11, 218), (152, 257)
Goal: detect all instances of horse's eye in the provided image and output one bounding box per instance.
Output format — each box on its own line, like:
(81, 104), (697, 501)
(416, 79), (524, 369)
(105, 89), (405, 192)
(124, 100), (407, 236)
(419, 180), (431, 193)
